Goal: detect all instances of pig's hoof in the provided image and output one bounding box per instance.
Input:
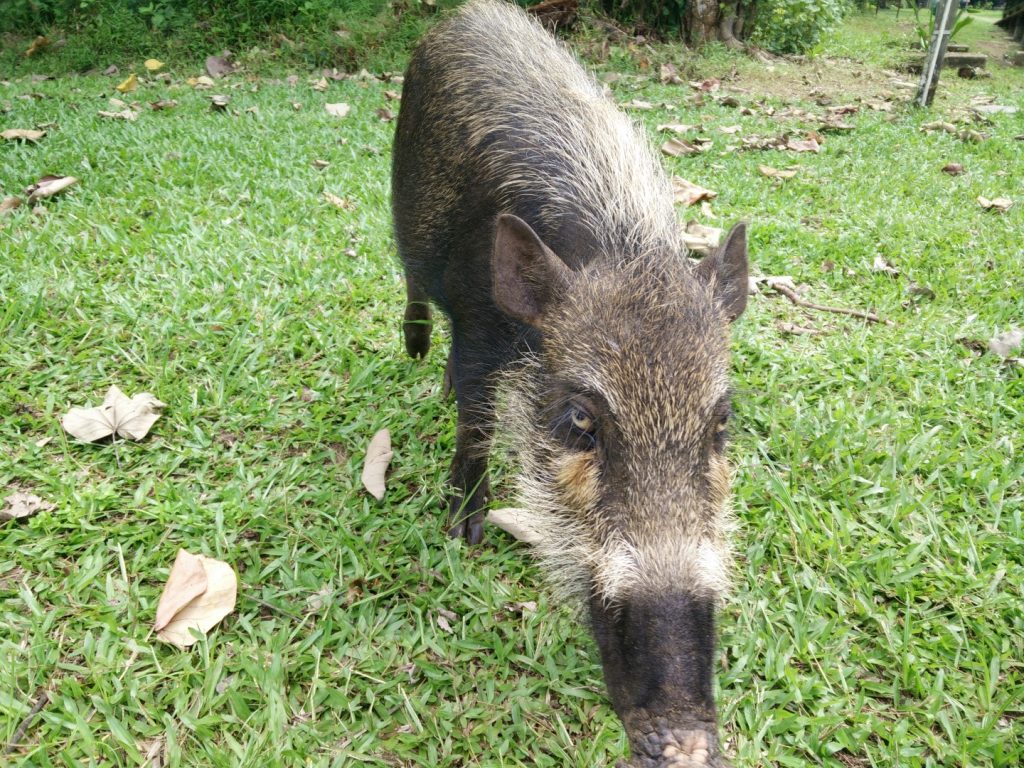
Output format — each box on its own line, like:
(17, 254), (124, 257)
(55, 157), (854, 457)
(446, 501), (485, 545)
(403, 303), (432, 359)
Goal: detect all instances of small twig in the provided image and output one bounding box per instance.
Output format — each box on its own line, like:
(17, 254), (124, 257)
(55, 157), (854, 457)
(4, 689), (50, 755)
(771, 283), (894, 326)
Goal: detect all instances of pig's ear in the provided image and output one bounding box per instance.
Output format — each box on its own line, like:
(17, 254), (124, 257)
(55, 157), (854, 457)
(492, 213), (571, 328)
(695, 221), (748, 322)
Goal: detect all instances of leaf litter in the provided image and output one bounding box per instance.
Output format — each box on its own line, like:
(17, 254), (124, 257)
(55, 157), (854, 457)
(62, 385), (165, 442)
(361, 429), (393, 501)
(154, 549), (238, 649)
(2, 491), (55, 521)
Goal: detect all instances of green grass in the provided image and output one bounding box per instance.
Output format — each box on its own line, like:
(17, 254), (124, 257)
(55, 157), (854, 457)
(2, 12), (1023, 768)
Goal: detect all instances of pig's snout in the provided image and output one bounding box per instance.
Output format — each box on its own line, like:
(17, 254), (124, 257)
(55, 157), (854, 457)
(619, 719), (725, 768)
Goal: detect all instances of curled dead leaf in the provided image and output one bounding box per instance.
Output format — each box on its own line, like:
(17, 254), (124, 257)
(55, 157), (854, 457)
(660, 63), (684, 85)
(312, 77), (329, 92)
(155, 549), (238, 649)
(1, 196), (24, 216)
(210, 94), (230, 110)
(785, 137), (820, 153)
(988, 329), (1023, 358)
(205, 54), (235, 78)
(661, 137), (704, 157)
(323, 191), (353, 209)
(718, 125), (742, 135)
(144, 58), (164, 72)
(25, 36), (49, 57)
(656, 123), (697, 134)
(871, 255), (900, 276)
(325, 102), (350, 118)
(487, 508), (543, 544)
(61, 385), (166, 442)
(758, 165), (797, 180)
(115, 74), (138, 93)
(150, 99), (178, 111)
(361, 429), (393, 501)
(2, 128), (46, 141)
(680, 221), (722, 255)
(189, 75), (215, 89)
(25, 175), (77, 202)
(977, 196), (1013, 213)
(2, 491), (55, 521)
(98, 109), (138, 121)
(671, 176), (717, 207)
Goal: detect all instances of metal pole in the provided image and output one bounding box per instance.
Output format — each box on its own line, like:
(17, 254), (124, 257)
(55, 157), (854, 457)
(915, 0), (960, 108)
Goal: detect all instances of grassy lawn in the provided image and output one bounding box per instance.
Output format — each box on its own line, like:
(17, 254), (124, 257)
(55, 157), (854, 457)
(2, 10), (1023, 768)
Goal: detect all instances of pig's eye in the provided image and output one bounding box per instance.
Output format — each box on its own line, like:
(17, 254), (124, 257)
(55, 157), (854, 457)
(552, 403), (597, 451)
(570, 407), (594, 432)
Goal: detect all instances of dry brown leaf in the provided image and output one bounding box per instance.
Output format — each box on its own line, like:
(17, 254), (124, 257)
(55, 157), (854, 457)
(205, 54), (234, 78)
(671, 176), (717, 207)
(777, 321), (825, 336)
(718, 125), (742, 135)
(786, 137), (820, 153)
(312, 77), (329, 92)
(2, 128), (46, 141)
(977, 196), (1013, 213)
(361, 429), (393, 501)
(872, 255), (900, 276)
(656, 122), (697, 134)
(487, 508), (543, 544)
(921, 121), (957, 135)
(2, 491), (55, 521)
(25, 175), (77, 202)
(155, 549), (237, 649)
(311, 159), (330, 170)
(689, 78), (720, 92)
(758, 165), (797, 179)
(624, 99), (654, 110)
(154, 549), (208, 631)
(188, 75), (215, 89)
(98, 109), (138, 121)
(115, 74), (138, 93)
(144, 59), (164, 72)
(661, 137), (705, 157)
(210, 95), (230, 110)
(988, 329), (1023, 358)
(150, 99), (178, 111)
(384, 89), (401, 101)
(659, 63), (684, 85)
(323, 191), (352, 209)
(376, 107), (394, 122)
(61, 385), (165, 442)
(680, 221), (722, 255)
(942, 163), (964, 175)
(325, 102), (350, 118)
(25, 36), (49, 57)
(1, 196), (23, 216)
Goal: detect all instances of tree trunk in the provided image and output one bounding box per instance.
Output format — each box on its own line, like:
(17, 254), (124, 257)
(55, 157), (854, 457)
(687, 0), (721, 45)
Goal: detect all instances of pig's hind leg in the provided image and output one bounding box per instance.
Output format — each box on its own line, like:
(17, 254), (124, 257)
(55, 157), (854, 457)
(403, 277), (433, 359)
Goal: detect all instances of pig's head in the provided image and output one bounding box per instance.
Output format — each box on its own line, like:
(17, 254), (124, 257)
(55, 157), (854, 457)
(492, 214), (747, 767)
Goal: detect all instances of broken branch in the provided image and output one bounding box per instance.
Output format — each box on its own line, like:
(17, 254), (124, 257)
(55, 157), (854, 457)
(771, 283), (893, 326)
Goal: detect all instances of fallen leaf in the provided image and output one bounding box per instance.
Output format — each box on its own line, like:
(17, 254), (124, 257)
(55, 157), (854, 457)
(436, 614), (453, 633)
(376, 107), (393, 122)
(2, 491), (55, 521)
(680, 221), (722, 254)
(205, 54), (234, 78)
(1, 128), (46, 141)
(210, 95), (230, 110)
(486, 508), (543, 544)
(718, 125), (742, 134)
(689, 78), (720, 92)
(312, 77), (329, 92)
(786, 137), (820, 153)
(758, 164), (797, 179)
(921, 121), (957, 135)
(61, 385), (165, 442)
(973, 104), (1017, 115)
(307, 585), (332, 612)
(104, 64), (119, 76)
(977, 196), (1013, 213)
(777, 321), (825, 336)
(25, 175), (77, 202)
(188, 75), (215, 89)
(905, 281), (935, 300)
(624, 99), (654, 110)
(872, 255), (900, 276)
(150, 99), (178, 111)
(25, 36), (49, 57)
(155, 549), (238, 649)
(988, 328), (1023, 358)
(311, 159), (330, 169)
(661, 137), (705, 157)
(656, 122), (697, 134)
(154, 550), (208, 630)
(671, 176), (717, 207)
(941, 163), (964, 175)
(0, 196), (23, 216)
(98, 109), (138, 121)
(325, 102), (350, 118)
(384, 89), (401, 101)
(115, 74), (138, 93)
(144, 58), (164, 72)
(660, 62), (684, 85)
(323, 191), (352, 209)
(361, 429), (393, 500)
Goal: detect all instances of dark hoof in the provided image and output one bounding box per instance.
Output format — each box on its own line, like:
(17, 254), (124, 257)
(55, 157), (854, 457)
(447, 489), (487, 545)
(403, 302), (431, 359)
(447, 512), (485, 545)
